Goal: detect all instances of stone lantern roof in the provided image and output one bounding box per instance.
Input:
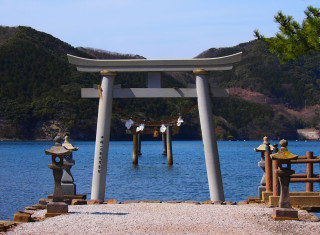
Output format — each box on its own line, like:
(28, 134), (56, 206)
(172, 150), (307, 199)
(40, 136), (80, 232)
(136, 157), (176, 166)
(62, 136), (79, 151)
(254, 136), (274, 152)
(45, 136), (72, 156)
(270, 139), (298, 161)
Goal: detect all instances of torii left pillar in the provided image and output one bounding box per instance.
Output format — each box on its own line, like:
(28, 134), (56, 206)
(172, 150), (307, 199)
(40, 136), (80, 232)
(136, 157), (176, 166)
(91, 70), (115, 201)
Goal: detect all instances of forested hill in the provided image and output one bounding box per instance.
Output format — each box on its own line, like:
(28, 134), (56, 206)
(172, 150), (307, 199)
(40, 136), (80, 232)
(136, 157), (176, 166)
(0, 26), (319, 141)
(196, 41), (320, 108)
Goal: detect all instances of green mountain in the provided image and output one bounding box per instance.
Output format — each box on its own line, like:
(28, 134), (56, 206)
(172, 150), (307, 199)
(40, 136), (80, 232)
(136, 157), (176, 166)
(0, 26), (319, 140)
(0, 26), (194, 140)
(196, 41), (320, 108)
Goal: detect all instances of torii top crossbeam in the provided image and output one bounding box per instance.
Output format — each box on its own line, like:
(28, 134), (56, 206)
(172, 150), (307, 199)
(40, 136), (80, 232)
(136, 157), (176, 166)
(67, 52), (242, 72)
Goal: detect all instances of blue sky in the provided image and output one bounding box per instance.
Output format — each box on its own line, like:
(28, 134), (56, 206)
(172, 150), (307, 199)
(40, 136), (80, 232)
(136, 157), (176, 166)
(0, 0), (319, 59)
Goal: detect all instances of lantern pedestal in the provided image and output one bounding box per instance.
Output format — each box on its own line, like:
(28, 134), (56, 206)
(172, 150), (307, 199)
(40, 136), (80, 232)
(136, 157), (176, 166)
(270, 139), (299, 221)
(272, 208), (298, 221)
(45, 162), (68, 218)
(46, 202), (68, 218)
(271, 169), (298, 220)
(61, 160), (76, 195)
(254, 137), (274, 198)
(61, 136), (79, 195)
(45, 136), (71, 218)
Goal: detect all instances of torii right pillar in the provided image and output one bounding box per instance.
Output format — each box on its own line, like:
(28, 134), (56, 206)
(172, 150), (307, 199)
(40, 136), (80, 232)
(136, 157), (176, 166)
(194, 69), (225, 201)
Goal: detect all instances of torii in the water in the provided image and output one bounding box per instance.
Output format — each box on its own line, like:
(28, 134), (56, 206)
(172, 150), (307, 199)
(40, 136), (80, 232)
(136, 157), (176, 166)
(67, 52), (242, 202)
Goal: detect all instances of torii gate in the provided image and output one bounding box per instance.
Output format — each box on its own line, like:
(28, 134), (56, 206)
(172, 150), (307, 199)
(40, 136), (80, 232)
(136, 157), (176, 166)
(67, 52), (242, 202)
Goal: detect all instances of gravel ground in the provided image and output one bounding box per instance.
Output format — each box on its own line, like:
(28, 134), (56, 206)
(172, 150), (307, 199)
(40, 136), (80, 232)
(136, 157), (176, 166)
(7, 203), (320, 235)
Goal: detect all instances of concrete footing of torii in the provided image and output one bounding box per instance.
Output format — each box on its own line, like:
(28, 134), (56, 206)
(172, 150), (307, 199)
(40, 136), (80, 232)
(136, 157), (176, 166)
(67, 52), (242, 202)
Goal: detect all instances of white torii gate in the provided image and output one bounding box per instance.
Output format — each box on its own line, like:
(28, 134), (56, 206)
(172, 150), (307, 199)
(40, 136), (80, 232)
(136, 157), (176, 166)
(67, 52), (242, 202)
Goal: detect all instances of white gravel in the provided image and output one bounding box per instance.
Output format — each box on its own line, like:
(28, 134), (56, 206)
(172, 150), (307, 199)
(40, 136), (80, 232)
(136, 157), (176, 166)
(7, 203), (320, 235)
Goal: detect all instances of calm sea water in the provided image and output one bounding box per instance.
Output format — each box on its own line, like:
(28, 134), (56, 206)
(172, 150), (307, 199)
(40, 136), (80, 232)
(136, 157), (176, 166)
(0, 140), (320, 220)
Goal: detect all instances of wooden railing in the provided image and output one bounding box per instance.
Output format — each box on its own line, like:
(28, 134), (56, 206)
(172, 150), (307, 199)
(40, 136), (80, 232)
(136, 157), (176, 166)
(265, 150), (320, 196)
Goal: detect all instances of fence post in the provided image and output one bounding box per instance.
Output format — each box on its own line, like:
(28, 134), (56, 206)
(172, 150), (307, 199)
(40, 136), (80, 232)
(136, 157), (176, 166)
(166, 126), (173, 165)
(132, 131), (138, 165)
(137, 133), (142, 156)
(306, 151), (314, 192)
(265, 143), (273, 193)
(162, 132), (167, 156)
(273, 144), (280, 196)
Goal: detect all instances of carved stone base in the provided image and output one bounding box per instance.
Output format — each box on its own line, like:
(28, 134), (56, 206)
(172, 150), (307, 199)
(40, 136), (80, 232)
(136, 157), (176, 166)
(61, 183), (76, 195)
(46, 202), (68, 218)
(258, 186), (266, 198)
(45, 212), (68, 218)
(272, 208), (298, 221)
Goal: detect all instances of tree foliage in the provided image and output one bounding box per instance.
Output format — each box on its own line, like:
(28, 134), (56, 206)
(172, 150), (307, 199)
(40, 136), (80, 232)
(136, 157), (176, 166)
(254, 6), (320, 62)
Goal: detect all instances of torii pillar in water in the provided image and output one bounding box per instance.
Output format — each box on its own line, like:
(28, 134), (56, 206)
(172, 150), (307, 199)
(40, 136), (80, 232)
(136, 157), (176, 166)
(67, 52), (242, 201)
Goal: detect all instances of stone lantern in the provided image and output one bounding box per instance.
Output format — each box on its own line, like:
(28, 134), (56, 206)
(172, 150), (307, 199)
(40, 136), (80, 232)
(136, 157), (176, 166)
(44, 136), (72, 218)
(254, 136), (274, 198)
(61, 136), (79, 195)
(270, 139), (299, 220)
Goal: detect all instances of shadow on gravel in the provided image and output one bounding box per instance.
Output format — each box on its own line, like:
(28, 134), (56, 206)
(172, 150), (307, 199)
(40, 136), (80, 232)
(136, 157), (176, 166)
(70, 212), (129, 216)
